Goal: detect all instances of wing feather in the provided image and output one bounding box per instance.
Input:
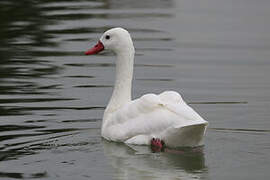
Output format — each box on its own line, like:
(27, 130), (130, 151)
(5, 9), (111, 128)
(102, 91), (207, 142)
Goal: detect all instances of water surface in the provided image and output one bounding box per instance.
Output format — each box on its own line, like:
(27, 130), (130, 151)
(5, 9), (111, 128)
(1, 0), (270, 179)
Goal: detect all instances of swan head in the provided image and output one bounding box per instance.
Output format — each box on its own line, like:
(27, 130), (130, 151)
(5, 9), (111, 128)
(85, 27), (135, 55)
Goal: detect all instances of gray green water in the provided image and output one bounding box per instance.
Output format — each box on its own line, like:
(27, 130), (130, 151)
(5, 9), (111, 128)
(0, 0), (270, 179)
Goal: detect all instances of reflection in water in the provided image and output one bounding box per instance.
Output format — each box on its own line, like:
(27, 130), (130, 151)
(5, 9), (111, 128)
(103, 0), (173, 9)
(102, 140), (208, 180)
(0, 0), (56, 62)
(0, 0), (60, 116)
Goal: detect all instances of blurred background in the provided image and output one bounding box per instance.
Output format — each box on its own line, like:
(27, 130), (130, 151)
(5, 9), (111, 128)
(0, 0), (270, 179)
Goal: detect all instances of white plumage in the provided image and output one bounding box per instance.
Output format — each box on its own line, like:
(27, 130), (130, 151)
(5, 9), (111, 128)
(102, 91), (207, 147)
(85, 27), (208, 148)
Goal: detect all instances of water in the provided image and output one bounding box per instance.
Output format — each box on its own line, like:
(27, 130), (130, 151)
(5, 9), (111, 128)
(1, 0), (270, 179)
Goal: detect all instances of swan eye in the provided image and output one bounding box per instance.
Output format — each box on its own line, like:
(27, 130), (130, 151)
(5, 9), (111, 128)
(105, 35), (110, 40)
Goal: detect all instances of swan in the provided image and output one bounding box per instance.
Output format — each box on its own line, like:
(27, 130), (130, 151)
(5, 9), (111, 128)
(85, 27), (208, 149)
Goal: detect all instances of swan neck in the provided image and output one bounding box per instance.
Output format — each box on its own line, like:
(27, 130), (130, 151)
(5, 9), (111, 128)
(106, 50), (134, 113)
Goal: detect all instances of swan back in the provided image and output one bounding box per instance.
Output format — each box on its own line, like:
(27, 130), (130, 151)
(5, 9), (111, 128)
(102, 91), (208, 147)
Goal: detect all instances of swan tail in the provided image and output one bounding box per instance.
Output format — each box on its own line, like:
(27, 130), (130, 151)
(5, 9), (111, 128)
(162, 123), (208, 148)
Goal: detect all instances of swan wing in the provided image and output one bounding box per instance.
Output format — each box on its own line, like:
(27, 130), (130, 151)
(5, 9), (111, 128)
(102, 91), (207, 146)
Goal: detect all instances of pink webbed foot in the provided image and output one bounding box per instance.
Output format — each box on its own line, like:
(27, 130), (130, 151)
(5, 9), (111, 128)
(150, 138), (165, 152)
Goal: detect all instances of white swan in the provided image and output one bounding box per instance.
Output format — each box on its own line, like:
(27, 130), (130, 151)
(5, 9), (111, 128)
(85, 27), (208, 148)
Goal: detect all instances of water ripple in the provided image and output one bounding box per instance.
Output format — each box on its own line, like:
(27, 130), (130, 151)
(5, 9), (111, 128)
(210, 128), (270, 134)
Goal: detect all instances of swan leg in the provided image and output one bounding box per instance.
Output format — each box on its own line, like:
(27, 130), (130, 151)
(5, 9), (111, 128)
(150, 138), (165, 152)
